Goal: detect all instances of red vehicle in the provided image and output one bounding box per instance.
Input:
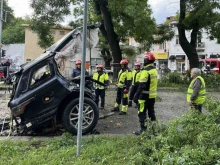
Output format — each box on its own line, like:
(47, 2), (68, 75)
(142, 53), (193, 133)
(199, 58), (220, 74)
(0, 66), (7, 81)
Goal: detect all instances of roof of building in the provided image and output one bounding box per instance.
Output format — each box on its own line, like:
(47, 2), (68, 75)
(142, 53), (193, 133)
(22, 24), (73, 30)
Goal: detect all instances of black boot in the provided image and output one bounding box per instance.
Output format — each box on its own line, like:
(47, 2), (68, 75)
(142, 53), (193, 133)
(111, 107), (119, 112)
(134, 122), (146, 135)
(119, 111), (126, 115)
(128, 100), (132, 107)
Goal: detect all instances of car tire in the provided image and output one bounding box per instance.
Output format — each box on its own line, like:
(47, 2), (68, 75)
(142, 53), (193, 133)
(61, 97), (99, 135)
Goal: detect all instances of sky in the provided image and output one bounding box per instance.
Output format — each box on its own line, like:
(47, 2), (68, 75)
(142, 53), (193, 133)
(7, 0), (179, 24)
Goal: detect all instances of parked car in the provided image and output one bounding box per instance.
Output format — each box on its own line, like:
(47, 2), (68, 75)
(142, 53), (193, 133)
(8, 26), (101, 135)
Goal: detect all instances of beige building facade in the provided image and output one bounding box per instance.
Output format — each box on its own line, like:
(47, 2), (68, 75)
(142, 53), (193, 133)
(23, 24), (73, 62)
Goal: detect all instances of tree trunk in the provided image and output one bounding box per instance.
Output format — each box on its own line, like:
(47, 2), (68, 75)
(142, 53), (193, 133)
(177, 0), (199, 69)
(101, 48), (112, 69)
(97, 0), (122, 67)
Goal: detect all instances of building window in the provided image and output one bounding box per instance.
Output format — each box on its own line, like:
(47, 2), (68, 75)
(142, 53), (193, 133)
(60, 31), (65, 35)
(26, 59), (31, 62)
(50, 30), (56, 35)
(176, 35), (179, 45)
(159, 42), (166, 50)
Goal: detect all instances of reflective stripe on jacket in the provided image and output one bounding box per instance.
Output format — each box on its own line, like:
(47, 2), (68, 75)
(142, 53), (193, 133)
(117, 69), (132, 89)
(187, 76), (206, 104)
(132, 69), (141, 86)
(93, 72), (109, 89)
(139, 64), (158, 98)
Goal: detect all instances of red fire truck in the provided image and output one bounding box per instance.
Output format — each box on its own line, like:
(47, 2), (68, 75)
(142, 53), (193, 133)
(199, 58), (220, 74)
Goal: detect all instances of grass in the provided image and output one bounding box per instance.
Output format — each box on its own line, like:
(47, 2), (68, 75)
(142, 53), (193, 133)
(0, 134), (144, 165)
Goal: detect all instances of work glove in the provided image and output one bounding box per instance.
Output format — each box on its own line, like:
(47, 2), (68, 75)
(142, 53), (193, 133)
(124, 89), (129, 94)
(133, 95), (138, 104)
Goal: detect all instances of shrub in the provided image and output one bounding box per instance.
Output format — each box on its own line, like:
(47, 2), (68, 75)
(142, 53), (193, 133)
(139, 97), (220, 164)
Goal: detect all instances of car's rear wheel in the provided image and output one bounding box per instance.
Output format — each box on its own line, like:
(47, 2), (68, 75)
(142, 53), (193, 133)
(61, 97), (99, 135)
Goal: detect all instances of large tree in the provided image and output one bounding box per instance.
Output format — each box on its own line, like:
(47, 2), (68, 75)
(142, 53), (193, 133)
(30, 0), (173, 66)
(177, 0), (220, 68)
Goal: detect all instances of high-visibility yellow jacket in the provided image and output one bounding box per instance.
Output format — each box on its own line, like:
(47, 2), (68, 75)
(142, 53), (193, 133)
(131, 69), (141, 86)
(187, 76), (206, 104)
(138, 64), (158, 99)
(93, 71), (109, 89)
(117, 69), (132, 89)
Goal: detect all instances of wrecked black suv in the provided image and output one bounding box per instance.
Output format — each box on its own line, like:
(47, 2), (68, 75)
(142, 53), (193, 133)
(8, 26), (101, 135)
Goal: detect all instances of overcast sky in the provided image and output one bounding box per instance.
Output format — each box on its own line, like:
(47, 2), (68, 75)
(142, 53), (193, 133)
(7, 0), (179, 24)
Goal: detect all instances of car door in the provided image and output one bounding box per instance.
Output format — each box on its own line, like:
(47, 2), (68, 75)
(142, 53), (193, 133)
(23, 59), (70, 120)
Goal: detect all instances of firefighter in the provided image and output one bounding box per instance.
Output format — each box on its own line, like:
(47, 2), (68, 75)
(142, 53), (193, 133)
(133, 52), (158, 135)
(187, 68), (206, 112)
(72, 60), (89, 78)
(128, 62), (141, 108)
(93, 64), (109, 110)
(111, 59), (132, 115)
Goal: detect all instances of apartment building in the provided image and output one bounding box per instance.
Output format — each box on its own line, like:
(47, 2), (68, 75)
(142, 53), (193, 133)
(168, 20), (220, 72)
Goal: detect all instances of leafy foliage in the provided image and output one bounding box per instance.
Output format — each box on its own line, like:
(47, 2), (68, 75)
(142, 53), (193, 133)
(2, 0), (15, 30)
(158, 72), (220, 92)
(1, 1), (28, 44)
(138, 97), (220, 164)
(29, 0), (71, 49)
(29, 0), (174, 60)
(2, 18), (30, 44)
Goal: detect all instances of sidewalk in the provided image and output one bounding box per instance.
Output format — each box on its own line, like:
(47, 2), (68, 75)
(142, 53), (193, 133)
(0, 136), (56, 141)
(0, 82), (12, 90)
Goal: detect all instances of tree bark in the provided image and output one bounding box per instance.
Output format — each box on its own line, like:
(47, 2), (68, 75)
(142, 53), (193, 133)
(97, 0), (122, 67)
(101, 48), (112, 69)
(177, 0), (199, 69)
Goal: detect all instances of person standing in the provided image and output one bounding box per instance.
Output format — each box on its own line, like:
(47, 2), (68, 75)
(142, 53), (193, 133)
(72, 60), (89, 78)
(187, 68), (206, 112)
(1, 59), (11, 78)
(93, 64), (109, 110)
(128, 62), (141, 108)
(112, 59), (132, 115)
(133, 52), (158, 135)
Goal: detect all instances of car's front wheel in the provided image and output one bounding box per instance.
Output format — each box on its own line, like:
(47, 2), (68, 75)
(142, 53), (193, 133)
(61, 97), (99, 135)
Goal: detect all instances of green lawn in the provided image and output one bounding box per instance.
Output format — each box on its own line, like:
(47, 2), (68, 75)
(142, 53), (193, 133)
(0, 135), (144, 165)
(0, 97), (219, 165)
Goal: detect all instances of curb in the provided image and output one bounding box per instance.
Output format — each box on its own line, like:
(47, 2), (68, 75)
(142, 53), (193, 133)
(0, 86), (12, 91)
(0, 133), (135, 142)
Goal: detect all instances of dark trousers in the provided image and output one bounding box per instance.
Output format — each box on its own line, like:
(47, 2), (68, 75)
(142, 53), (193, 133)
(138, 98), (156, 123)
(191, 103), (202, 112)
(129, 85), (138, 100)
(95, 89), (105, 108)
(116, 88), (128, 106)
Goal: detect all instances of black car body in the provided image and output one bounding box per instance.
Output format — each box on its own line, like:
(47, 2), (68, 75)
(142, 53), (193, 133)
(8, 27), (100, 135)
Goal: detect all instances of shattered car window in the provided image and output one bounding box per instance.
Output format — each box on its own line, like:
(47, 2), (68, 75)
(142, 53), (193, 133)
(16, 72), (30, 97)
(31, 64), (52, 87)
(54, 28), (99, 79)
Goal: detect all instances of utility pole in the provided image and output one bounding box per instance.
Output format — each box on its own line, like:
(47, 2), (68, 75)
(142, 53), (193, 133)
(76, 0), (88, 156)
(0, 0), (3, 64)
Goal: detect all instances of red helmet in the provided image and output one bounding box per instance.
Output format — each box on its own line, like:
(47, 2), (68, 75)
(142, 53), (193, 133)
(135, 62), (141, 66)
(76, 60), (81, 65)
(144, 52), (155, 65)
(96, 64), (103, 68)
(120, 59), (128, 65)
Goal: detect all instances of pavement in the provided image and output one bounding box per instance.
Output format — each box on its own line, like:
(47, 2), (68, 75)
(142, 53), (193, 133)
(0, 136), (58, 141)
